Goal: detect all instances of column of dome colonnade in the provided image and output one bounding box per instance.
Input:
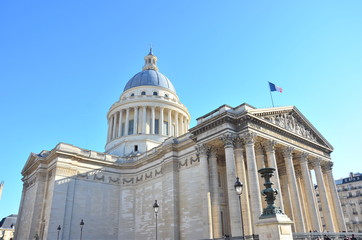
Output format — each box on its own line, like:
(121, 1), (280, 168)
(107, 106), (189, 140)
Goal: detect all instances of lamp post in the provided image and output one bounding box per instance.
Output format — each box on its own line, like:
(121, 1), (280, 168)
(234, 177), (245, 240)
(153, 200), (160, 240)
(57, 225), (61, 240)
(80, 219), (84, 240)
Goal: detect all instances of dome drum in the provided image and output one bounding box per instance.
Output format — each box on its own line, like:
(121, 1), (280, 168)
(106, 50), (190, 157)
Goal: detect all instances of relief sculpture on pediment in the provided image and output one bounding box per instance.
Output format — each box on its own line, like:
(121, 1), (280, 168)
(262, 114), (317, 142)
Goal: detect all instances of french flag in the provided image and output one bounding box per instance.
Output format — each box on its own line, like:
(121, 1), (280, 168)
(268, 82), (283, 93)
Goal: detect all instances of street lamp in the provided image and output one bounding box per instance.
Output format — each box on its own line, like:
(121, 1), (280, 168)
(57, 225), (61, 240)
(234, 177), (245, 240)
(80, 219), (84, 240)
(153, 200), (160, 240)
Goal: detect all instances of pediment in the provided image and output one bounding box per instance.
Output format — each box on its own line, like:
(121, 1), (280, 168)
(249, 106), (333, 150)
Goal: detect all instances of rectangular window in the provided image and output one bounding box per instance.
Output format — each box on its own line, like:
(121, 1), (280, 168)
(220, 211), (225, 236)
(218, 172), (222, 187)
(128, 120), (134, 135)
(155, 119), (159, 134)
(121, 123), (125, 136)
(164, 121), (169, 135)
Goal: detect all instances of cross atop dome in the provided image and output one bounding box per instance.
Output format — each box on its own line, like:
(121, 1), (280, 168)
(142, 48), (159, 71)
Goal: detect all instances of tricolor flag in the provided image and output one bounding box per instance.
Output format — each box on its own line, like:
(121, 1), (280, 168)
(268, 82), (283, 93)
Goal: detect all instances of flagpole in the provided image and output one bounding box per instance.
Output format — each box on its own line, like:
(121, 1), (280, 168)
(269, 86), (275, 107)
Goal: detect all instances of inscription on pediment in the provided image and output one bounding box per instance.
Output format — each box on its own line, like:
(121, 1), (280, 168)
(262, 114), (317, 142)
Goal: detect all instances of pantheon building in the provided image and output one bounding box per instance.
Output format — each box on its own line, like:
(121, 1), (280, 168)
(15, 50), (346, 240)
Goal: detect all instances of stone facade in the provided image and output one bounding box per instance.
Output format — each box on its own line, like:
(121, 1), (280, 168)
(15, 51), (345, 240)
(335, 172), (362, 232)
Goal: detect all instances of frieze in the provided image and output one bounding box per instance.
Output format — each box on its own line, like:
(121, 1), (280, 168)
(122, 178), (134, 185)
(178, 155), (200, 169)
(24, 176), (37, 189)
(145, 171), (153, 180)
(178, 159), (188, 168)
(78, 172), (89, 179)
(56, 167), (77, 177)
(109, 176), (120, 184)
(136, 175), (143, 183)
(190, 155), (199, 165)
(261, 113), (317, 143)
(93, 174), (105, 182)
(155, 168), (162, 176)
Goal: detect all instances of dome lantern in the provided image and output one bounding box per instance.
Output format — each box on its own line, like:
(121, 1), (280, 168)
(142, 48), (159, 71)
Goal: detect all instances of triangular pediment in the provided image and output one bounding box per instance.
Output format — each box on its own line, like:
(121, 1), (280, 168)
(249, 106), (333, 150)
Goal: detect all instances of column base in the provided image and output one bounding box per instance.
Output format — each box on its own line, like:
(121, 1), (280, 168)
(256, 214), (293, 240)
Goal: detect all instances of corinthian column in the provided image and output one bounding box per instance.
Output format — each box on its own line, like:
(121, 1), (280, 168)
(312, 158), (335, 232)
(209, 147), (222, 238)
(107, 117), (112, 141)
(125, 108), (129, 136)
(196, 144), (213, 239)
(282, 146), (305, 232)
(118, 110), (123, 137)
(159, 107), (164, 135)
(151, 107), (155, 134)
(241, 132), (262, 229)
(322, 161), (347, 232)
(142, 106), (147, 134)
(134, 107), (138, 134)
(234, 140), (252, 236)
(263, 140), (284, 210)
(110, 114), (115, 139)
(299, 153), (321, 232)
(168, 109), (172, 136)
(221, 134), (242, 237)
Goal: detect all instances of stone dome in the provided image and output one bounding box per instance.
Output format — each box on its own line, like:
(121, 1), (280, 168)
(123, 69), (176, 93)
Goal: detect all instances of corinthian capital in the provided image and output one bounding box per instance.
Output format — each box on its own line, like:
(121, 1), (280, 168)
(310, 157), (322, 168)
(321, 161), (333, 172)
(240, 132), (257, 145)
(281, 146), (294, 158)
(195, 144), (210, 157)
(263, 139), (276, 153)
(234, 137), (244, 149)
(221, 133), (236, 148)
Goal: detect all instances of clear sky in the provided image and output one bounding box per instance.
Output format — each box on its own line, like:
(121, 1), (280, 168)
(0, 0), (361, 218)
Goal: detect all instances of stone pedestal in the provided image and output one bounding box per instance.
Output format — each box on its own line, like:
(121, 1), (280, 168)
(256, 168), (294, 240)
(256, 214), (293, 240)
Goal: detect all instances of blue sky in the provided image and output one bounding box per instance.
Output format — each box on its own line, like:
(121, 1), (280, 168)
(0, 1), (361, 218)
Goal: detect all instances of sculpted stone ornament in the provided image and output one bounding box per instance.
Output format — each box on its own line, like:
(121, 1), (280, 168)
(263, 139), (276, 153)
(195, 144), (210, 156)
(240, 132), (257, 145)
(258, 168), (285, 218)
(262, 113), (318, 142)
(220, 134), (235, 148)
